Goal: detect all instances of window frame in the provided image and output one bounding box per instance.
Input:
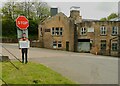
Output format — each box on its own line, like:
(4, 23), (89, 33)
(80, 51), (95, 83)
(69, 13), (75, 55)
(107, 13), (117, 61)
(59, 27), (63, 36)
(51, 27), (63, 36)
(52, 27), (55, 35)
(101, 40), (106, 50)
(53, 41), (57, 48)
(112, 43), (118, 51)
(55, 27), (59, 35)
(100, 26), (107, 35)
(80, 27), (87, 35)
(58, 41), (62, 48)
(112, 26), (118, 36)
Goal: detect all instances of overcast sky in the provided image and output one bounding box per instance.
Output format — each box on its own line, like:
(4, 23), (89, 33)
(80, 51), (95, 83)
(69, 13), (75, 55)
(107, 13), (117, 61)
(47, 2), (118, 19)
(0, 0), (119, 19)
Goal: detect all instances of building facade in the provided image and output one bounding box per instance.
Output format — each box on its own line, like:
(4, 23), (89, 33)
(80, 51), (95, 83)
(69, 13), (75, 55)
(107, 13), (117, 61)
(38, 8), (119, 57)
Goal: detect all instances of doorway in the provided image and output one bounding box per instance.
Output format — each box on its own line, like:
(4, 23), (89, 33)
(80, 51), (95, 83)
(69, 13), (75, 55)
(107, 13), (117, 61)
(66, 41), (69, 51)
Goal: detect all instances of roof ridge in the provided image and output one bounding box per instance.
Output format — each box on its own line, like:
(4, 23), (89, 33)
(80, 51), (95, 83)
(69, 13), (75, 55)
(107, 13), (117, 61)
(41, 12), (68, 24)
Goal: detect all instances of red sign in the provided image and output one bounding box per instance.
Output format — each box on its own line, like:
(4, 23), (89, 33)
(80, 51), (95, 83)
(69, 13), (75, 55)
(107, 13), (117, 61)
(16, 16), (29, 30)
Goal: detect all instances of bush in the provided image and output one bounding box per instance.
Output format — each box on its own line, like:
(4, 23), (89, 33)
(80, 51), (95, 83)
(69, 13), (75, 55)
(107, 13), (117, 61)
(2, 17), (38, 39)
(2, 18), (16, 38)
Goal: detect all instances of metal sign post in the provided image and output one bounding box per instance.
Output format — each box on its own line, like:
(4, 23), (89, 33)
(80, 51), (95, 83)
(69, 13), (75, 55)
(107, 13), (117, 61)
(17, 28), (28, 39)
(16, 16), (29, 64)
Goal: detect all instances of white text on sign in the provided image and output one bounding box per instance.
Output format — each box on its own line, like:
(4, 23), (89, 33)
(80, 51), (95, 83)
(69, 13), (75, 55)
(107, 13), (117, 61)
(18, 21), (28, 25)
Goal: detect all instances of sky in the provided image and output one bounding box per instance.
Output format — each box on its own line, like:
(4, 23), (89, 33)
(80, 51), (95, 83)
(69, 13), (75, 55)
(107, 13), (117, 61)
(47, 2), (118, 19)
(0, 0), (119, 20)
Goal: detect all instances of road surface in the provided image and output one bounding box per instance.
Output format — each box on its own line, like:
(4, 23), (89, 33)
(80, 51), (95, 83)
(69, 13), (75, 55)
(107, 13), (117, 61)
(1, 43), (118, 84)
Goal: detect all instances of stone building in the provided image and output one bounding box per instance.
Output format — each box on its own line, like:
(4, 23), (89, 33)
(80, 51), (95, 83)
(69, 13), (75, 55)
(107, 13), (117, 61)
(38, 7), (119, 57)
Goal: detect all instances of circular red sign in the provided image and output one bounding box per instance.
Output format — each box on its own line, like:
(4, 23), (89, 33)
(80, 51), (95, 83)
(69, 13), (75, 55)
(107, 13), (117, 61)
(16, 16), (29, 30)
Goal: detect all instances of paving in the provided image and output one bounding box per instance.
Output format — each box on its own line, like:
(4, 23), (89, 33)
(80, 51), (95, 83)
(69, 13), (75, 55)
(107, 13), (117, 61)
(1, 43), (118, 84)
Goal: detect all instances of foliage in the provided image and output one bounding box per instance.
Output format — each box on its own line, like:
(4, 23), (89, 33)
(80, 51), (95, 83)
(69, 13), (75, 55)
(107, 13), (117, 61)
(100, 13), (118, 21)
(2, 61), (75, 84)
(100, 17), (107, 21)
(107, 13), (118, 20)
(1, 1), (50, 39)
(28, 19), (38, 39)
(2, 18), (16, 38)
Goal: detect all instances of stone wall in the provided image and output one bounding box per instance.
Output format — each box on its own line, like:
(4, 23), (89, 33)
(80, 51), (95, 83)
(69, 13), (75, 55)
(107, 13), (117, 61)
(38, 10), (119, 57)
(38, 13), (72, 51)
(1, 38), (18, 43)
(78, 21), (119, 56)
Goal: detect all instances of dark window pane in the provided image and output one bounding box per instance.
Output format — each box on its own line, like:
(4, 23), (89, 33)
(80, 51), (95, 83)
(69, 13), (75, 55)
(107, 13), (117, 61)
(112, 43), (117, 51)
(56, 28), (59, 31)
(41, 28), (42, 31)
(52, 27), (54, 31)
(112, 26), (118, 35)
(60, 28), (62, 31)
(58, 44), (62, 47)
(60, 32), (62, 35)
(45, 29), (50, 32)
(52, 32), (54, 35)
(101, 40), (106, 50)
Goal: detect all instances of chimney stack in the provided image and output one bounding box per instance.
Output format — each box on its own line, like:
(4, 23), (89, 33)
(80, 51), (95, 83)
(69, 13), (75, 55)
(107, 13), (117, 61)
(70, 6), (82, 23)
(50, 7), (58, 17)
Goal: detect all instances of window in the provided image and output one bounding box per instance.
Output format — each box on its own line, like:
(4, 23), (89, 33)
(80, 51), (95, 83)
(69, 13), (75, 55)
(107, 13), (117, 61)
(112, 26), (118, 35)
(100, 26), (107, 35)
(52, 27), (55, 35)
(55, 28), (59, 35)
(53, 41), (62, 48)
(81, 27), (86, 35)
(41, 28), (42, 32)
(53, 41), (57, 48)
(51, 27), (63, 36)
(112, 43), (118, 51)
(60, 28), (63, 35)
(45, 29), (50, 32)
(58, 41), (62, 48)
(101, 40), (106, 50)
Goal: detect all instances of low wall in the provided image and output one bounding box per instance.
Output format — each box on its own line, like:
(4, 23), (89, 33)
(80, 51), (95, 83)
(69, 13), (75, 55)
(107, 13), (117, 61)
(111, 51), (118, 57)
(1, 38), (18, 43)
(30, 41), (43, 48)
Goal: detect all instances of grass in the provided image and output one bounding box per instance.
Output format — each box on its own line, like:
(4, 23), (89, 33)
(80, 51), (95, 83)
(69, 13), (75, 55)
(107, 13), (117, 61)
(1, 61), (75, 84)
(0, 62), (2, 85)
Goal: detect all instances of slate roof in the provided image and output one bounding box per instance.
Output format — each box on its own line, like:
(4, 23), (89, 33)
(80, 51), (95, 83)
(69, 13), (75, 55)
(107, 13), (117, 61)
(110, 17), (120, 21)
(82, 19), (99, 22)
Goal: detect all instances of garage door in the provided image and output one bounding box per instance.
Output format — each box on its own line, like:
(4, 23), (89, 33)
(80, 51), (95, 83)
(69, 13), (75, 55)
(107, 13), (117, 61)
(77, 39), (90, 52)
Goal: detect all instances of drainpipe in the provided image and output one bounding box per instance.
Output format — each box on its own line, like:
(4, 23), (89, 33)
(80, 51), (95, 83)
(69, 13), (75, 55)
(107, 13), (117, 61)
(118, 25), (120, 57)
(74, 23), (78, 52)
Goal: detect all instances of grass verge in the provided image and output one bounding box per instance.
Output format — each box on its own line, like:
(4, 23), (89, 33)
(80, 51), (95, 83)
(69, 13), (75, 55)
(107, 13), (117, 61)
(1, 61), (75, 84)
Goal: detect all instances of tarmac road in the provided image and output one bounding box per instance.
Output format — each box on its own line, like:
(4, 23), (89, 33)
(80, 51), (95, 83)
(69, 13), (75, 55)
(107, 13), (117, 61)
(1, 43), (119, 84)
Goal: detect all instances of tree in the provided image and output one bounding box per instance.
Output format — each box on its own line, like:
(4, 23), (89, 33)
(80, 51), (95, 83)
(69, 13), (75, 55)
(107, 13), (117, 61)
(107, 13), (118, 20)
(2, 1), (50, 21)
(1, 1), (50, 39)
(100, 17), (107, 21)
(2, 18), (16, 38)
(100, 13), (118, 21)
(28, 19), (38, 39)
(30, 2), (50, 23)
